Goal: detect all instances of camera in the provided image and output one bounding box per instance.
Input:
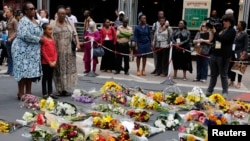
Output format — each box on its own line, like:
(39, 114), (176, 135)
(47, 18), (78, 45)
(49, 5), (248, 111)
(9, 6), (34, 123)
(205, 17), (223, 32)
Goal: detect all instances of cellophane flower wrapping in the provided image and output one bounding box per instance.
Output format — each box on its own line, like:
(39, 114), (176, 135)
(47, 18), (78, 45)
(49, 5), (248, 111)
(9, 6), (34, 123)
(178, 122), (207, 140)
(20, 94), (40, 110)
(72, 88), (100, 103)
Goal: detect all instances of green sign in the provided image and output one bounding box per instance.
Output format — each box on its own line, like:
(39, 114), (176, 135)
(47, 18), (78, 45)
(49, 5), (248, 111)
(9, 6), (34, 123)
(184, 8), (208, 29)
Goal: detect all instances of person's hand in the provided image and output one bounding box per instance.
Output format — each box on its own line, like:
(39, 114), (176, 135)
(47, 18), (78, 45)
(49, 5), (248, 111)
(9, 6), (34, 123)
(76, 43), (80, 50)
(39, 38), (44, 44)
(211, 27), (216, 33)
(135, 46), (138, 51)
(49, 61), (56, 67)
(7, 39), (11, 42)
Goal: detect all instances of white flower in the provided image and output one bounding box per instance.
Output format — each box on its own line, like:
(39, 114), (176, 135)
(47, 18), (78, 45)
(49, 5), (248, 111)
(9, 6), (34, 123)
(155, 119), (166, 129)
(186, 128), (190, 133)
(22, 112), (34, 122)
(168, 114), (174, 120)
(174, 119), (179, 125)
(166, 121), (172, 128)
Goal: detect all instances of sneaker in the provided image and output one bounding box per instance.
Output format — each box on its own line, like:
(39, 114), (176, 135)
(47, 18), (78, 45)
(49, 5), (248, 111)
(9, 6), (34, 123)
(200, 79), (206, 83)
(193, 79), (200, 82)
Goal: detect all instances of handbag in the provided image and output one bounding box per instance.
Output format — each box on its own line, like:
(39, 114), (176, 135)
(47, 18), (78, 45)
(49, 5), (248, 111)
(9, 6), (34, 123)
(93, 46), (105, 57)
(231, 61), (248, 75)
(200, 44), (211, 55)
(71, 39), (76, 55)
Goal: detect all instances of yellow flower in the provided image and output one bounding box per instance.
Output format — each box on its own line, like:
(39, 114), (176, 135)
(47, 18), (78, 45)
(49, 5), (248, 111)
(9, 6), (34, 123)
(186, 93), (200, 103)
(103, 115), (112, 123)
(48, 101), (55, 110)
(93, 117), (101, 125)
(50, 120), (59, 129)
(216, 120), (222, 125)
(187, 135), (196, 141)
(174, 95), (185, 105)
(209, 93), (225, 104)
(39, 99), (46, 109)
(138, 128), (144, 136)
(153, 92), (164, 102)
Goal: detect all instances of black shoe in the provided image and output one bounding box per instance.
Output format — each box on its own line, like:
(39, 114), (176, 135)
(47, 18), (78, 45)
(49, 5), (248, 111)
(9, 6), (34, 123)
(3, 72), (9, 75)
(151, 70), (156, 74)
(83, 71), (89, 74)
(114, 71), (120, 74)
(124, 72), (129, 75)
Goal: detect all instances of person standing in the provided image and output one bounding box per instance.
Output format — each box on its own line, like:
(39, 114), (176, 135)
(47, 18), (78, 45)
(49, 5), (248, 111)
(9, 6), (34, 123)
(114, 11), (125, 29)
(66, 6), (78, 26)
(5, 8), (18, 76)
(134, 14), (151, 76)
(41, 23), (58, 99)
(0, 11), (7, 66)
(151, 11), (164, 74)
(171, 20), (192, 80)
(206, 14), (236, 97)
(100, 19), (117, 73)
(83, 21), (100, 73)
(228, 21), (248, 88)
(51, 5), (80, 96)
(83, 10), (93, 33)
(114, 18), (133, 75)
(153, 17), (171, 77)
(193, 22), (213, 83)
(11, 2), (43, 100)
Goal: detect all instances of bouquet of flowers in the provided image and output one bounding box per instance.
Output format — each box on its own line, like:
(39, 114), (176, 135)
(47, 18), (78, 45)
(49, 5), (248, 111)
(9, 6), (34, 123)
(71, 89), (99, 103)
(178, 122), (207, 139)
(184, 110), (207, 123)
(130, 93), (160, 110)
(39, 97), (57, 111)
(203, 112), (227, 125)
(146, 91), (164, 103)
(165, 93), (180, 105)
(93, 114), (126, 132)
(208, 93), (225, 104)
(0, 120), (11, 133)
(22, 111), (36, 123)
(230, 100), (250, 113)
(101, 81), (122, 94)
(126, 110), (151, 122)
(55, 102), (77, 116)
(92, 104), (127, 115)
(217, 101), (231, 113)
(30, 125), (56, 141)
(102, 91), (127, 105)
(20, 94), (40, 110)
(154, 111), (182, 131)
(131, 122), (150, 137)
(57, 123), (84, 141)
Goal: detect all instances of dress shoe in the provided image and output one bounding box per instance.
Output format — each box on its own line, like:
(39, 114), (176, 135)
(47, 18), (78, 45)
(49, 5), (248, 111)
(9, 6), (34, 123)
(124, 72), (129, 75)
(150, 70), (156, 74)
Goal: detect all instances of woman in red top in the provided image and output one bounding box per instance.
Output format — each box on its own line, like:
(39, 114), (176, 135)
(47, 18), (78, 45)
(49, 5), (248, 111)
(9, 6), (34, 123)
(41, 23), (58, 99)
(100, 19), (117, 72)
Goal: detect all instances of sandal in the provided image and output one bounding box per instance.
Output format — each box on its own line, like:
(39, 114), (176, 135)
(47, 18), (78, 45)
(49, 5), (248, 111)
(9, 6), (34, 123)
(236, 83), (241, 89)
(141, 71), (146, 76)
(43, 94), (49, 99)
(136, 71), (141, 76)
(49, 94), (58, 99)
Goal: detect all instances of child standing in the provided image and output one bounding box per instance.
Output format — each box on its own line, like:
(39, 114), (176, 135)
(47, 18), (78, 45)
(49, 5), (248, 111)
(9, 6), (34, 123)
(41, 23), (58, 99)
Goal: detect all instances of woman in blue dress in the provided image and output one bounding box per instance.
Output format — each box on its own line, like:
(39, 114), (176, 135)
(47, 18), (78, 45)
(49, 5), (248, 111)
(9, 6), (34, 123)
(133, 14), (151, 76)
(12, 2), (43, 100)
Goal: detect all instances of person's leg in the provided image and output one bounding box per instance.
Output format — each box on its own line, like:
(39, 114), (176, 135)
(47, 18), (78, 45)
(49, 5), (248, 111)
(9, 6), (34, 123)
(229, 71), (236, 86)
(206, 55), (219, 95)
(236, 74), (242, 88)
(151, 52), (157, 74)
(173, 70), (177, 78)
(42, 64), (48, 96)
(6, 41), (13, 74)
(17, 79), (25, 100)
(47, 66), (54, 95)
(195, 56), (201, 80)
(201, 57), (209, 81)
(115, 43), (122, 74)
(161, 48), (169, 76)
(183, 70), (187, 80)
(142, 56), (147, 76)
(155, 50), (162, 75)
(136, 57), (141, 76)
(219, 57), (230, 94)
(25, 78), (32, 94)
(123, 43), (130, 74)
(92, 57), (98, 72)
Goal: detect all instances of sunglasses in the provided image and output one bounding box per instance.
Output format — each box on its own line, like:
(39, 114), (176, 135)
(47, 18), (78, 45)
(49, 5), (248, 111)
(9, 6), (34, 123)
(27, 7), (35, 11)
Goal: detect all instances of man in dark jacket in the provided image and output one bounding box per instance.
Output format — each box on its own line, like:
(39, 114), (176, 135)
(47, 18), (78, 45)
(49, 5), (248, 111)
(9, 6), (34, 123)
(206, 14), (236, 97)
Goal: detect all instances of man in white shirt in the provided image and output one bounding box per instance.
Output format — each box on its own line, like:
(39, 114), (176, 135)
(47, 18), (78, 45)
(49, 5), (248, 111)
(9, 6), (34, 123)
(36, 9), (49, 25)
(66, 6), (78, 25)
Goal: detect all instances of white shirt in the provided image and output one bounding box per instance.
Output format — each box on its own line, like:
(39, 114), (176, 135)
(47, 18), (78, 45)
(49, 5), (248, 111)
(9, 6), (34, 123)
(67, 15), (78, 23)
(36, 13), (49, 25)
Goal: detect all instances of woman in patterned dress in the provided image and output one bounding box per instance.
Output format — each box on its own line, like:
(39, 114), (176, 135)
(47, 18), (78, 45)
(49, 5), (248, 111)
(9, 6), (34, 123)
(11, 2), (43, 100)
(50, 6), (80, 96)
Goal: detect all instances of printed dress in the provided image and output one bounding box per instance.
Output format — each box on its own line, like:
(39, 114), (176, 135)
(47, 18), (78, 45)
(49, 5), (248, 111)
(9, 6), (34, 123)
(52, 24), (77, 92)
(11, 16), (43, 82)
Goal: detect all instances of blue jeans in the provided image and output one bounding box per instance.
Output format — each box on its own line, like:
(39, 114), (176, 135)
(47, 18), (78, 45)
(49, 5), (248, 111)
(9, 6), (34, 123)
(207, 55), (230, 94)
(6, 41), (13, 75)
(196, 56), (209, 80)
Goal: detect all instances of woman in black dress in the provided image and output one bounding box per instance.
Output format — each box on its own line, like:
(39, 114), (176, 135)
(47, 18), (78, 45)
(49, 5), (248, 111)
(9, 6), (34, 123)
(171, 20), (192, 80)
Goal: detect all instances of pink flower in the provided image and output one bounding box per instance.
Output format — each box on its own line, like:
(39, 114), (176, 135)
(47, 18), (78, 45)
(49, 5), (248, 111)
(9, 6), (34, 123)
(178, 125), (186, 132)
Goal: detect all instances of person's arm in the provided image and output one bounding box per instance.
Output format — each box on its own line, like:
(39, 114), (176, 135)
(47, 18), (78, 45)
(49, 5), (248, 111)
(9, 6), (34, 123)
(17, 18), (41, 43)
(100, 29), (104, 45)
(193, 32), (200, 44)
(94, 31), (100, 42)
(111, 27), (117, 45)
(41, 41), (51, 63)
(36, 13), (49, 23)
(214, 28), (236, 42)
(133, 26), (139, 50)
(200, 31), (214, 44)
(241, 33), (249, 59)
(8, 20), (18, 42)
